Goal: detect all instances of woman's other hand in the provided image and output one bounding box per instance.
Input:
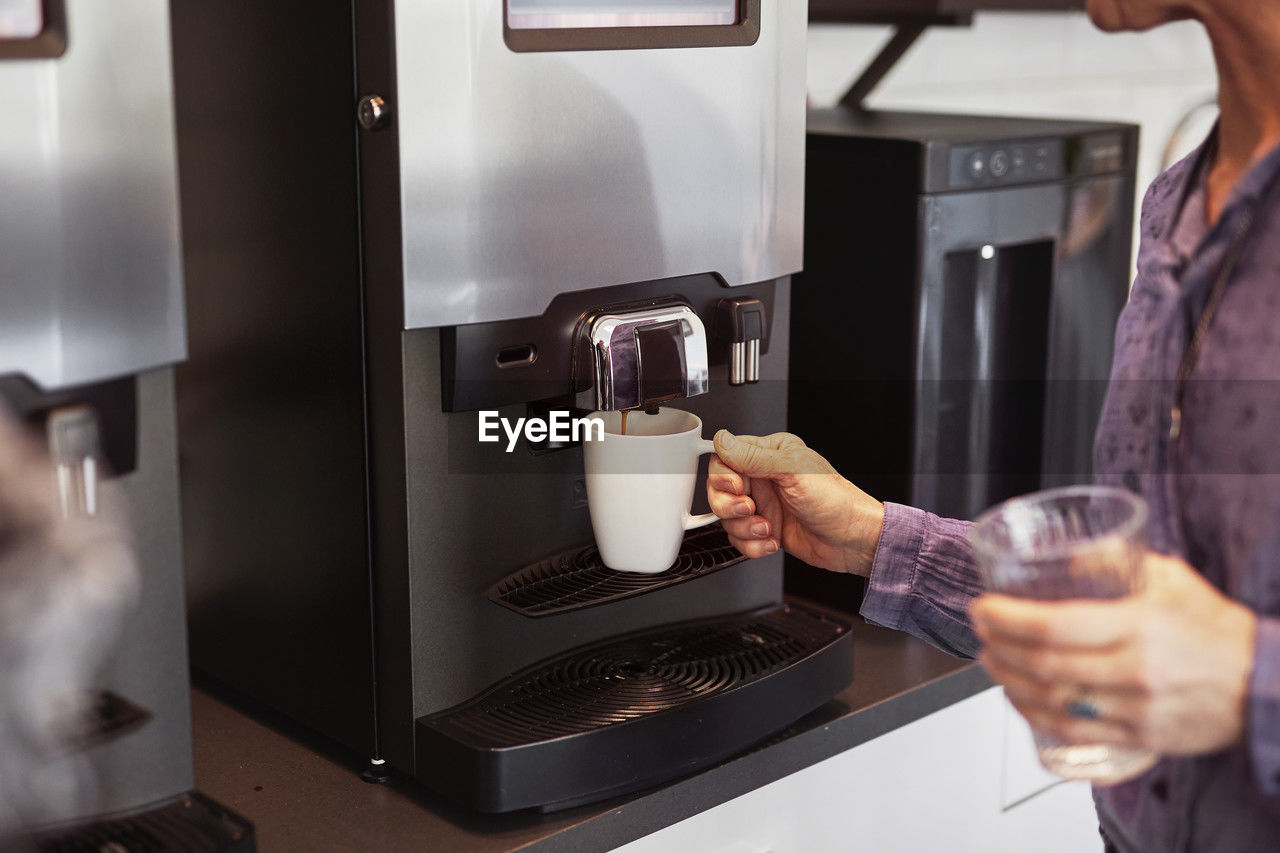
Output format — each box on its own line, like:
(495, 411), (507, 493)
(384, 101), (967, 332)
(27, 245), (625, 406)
(972, 553), (1258, 756)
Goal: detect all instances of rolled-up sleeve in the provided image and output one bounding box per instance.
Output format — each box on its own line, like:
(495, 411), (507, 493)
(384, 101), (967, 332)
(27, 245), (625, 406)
(1249, 616), (1280, 807)
(858, 502), (984, 659)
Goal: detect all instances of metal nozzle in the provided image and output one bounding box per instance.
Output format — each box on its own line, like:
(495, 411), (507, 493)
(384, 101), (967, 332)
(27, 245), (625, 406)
(46, 405), (103, 519)
(717, 297), (767, 386)
(572, 300), (709, 412)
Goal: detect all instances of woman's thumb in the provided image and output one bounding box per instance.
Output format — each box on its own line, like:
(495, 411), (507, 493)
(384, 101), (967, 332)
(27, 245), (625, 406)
(714, 430), (788, 479)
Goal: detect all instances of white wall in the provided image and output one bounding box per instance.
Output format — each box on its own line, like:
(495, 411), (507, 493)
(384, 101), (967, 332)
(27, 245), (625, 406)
(808, 13), (1219, 220)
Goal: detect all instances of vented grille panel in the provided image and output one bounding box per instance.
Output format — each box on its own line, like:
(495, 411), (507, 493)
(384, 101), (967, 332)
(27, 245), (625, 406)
(487, 524), (747, 617)
(433, 604), (846, 748)
(34, 792), (253, 852)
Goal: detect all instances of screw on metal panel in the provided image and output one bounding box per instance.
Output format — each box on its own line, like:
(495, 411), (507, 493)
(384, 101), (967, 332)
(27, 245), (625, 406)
(357, 95), (390, 130)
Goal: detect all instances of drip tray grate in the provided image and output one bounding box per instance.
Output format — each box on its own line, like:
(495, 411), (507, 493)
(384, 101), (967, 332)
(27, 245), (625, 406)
(34, 791), (254, 852)
(415, 603), (854, 813)
(487, 523), (748, 617)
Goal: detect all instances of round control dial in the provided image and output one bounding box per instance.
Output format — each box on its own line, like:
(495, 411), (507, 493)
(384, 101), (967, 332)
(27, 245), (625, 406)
(967, 151), (986, 181)
(989, 150), (1010, 178)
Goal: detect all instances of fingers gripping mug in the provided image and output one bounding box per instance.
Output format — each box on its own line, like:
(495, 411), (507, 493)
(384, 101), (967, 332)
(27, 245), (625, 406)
(583, 408), (719, 574)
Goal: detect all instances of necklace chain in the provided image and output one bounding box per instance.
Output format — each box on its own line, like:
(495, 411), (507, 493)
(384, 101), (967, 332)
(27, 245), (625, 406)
(1170, 212), (1255, 441)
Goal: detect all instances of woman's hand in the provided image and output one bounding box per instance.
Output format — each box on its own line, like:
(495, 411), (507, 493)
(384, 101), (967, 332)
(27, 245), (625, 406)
(972, 553), (1259, 756)
(706, 430), (885, 576)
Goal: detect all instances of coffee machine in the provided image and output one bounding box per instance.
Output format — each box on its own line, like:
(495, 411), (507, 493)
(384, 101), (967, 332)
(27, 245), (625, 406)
(0, 0), (249, 846)
(787, 108), (1137, 606)
(794, 109), (1137, 518)
(173, 0), (853, 813)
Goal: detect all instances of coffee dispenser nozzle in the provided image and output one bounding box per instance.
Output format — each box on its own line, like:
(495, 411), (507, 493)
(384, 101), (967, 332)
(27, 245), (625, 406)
(573, 301), (709, 412)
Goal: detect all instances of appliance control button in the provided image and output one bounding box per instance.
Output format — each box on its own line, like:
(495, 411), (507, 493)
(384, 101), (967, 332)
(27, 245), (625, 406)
(989, 150), (1010, 178)
(1012, 149), (1027, 175)
(967, 151), (986, 180)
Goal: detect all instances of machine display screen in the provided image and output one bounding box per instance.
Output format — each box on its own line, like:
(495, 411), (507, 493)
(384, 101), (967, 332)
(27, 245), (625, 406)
(0, 0), (41, 39)
(508, 0), (738, 29)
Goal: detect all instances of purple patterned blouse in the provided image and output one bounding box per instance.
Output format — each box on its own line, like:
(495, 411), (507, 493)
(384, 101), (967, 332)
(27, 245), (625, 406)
(859, 135), (1280, 852)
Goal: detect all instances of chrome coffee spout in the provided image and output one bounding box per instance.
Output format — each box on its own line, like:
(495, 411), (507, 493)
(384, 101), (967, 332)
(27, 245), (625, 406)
(46, 406), (103, 519)
(573, 300), (709, 412)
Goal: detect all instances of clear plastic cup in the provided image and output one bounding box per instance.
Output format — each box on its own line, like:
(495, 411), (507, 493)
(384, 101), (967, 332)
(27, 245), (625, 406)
(970, 485), (1158, 785)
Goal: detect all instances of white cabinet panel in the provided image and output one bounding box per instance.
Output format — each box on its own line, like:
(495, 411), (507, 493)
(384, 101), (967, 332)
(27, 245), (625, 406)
(614, 688), (1101, 853)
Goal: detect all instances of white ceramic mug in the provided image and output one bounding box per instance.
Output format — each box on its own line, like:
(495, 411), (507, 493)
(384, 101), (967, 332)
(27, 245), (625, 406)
(583, 407), (718, 574)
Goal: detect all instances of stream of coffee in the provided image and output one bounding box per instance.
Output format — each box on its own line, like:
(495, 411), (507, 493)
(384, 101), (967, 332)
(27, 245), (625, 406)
(621, 410), (630, 435)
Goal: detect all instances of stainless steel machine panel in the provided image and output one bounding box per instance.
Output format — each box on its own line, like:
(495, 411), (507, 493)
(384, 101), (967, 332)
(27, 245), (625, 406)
(0, 0), (184, 391)
(79, 370), (195, 817)
(393, 0), (807, 329)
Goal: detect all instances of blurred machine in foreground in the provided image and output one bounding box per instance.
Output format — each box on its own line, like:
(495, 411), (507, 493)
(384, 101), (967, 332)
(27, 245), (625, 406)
(0, 1), (250, 847)
(788, 108), (1137, 609)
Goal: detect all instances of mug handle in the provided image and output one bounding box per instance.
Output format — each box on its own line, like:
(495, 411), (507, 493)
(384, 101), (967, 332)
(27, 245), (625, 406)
(684, 438), (720, 531)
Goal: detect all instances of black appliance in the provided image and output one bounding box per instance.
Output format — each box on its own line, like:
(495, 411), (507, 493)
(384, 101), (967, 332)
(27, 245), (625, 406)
(171, 0), (853, 814)
(788, 109), (1137, 604)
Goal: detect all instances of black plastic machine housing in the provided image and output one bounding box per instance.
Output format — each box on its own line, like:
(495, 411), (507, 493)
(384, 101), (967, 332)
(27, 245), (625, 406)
(787, 109), (1137, 612)
(0, 374), (138, 475)
(793, 109), (1137, 518)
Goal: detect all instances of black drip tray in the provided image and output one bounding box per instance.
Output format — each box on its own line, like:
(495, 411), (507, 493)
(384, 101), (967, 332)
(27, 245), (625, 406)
(33, 791), (254, 852)
(487, 523), (747, 617)
(415, 602), (854, 813)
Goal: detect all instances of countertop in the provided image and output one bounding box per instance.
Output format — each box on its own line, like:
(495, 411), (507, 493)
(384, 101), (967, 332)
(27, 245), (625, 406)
(191, 615), (991, 853)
